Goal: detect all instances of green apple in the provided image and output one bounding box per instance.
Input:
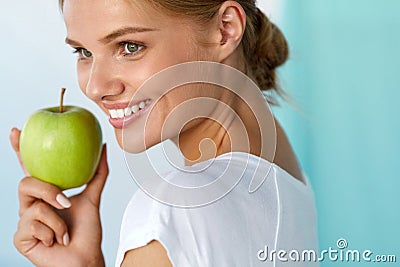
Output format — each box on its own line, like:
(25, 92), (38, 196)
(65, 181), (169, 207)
(19, 89), (102, 190)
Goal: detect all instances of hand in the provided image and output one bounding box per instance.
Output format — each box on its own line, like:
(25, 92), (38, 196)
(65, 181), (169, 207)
(10, 128), (108, 267)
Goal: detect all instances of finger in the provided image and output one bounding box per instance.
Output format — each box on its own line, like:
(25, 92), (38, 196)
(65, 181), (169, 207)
(18, 177), (71, 216)
(16, 220), (55, 249)
(10, 127), (22, 153)
(83, 144), (109, 207)
(10, 127), (29, 176)
(19, 200), (69, 246)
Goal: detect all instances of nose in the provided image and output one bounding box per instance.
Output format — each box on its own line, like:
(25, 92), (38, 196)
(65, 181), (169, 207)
(85, 57), (124, 101)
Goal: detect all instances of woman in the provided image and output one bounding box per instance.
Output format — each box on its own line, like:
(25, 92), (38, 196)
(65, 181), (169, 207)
(11, 0), (318, 266)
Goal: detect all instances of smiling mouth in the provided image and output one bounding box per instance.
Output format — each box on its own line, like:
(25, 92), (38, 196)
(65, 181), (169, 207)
(107, 99), (152, 119)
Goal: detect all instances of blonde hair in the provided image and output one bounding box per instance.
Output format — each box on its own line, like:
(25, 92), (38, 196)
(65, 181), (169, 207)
(59, 0), (289, 105)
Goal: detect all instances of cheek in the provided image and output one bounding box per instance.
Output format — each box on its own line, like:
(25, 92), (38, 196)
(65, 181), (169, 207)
(77, 63), (90, 95)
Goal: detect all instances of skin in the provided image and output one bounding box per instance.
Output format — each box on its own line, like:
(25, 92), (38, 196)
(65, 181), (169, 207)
(11, 0), (304, 266)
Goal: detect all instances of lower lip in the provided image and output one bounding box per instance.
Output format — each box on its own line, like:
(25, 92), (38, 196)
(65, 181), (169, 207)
(108, 102), (152, 129)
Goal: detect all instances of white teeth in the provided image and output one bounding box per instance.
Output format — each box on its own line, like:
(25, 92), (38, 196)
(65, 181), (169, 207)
(109, 100), (151, 119)
(138, 101), (146, 109)
(109, 110), (118, 119)
(116, 109), (124, 118)
(131, 105), (139, 113)
(124, 107), (132, 116)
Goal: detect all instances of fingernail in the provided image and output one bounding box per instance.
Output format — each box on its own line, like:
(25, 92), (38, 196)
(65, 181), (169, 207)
(63, 232), (70, 246)
(56, 194), (71, 208)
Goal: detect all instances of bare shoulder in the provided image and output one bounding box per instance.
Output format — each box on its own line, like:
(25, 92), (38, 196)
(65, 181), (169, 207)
(121, 240), (173, 267)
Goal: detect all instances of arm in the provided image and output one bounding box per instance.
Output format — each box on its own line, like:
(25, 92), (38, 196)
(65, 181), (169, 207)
(121, 240), (173, 267)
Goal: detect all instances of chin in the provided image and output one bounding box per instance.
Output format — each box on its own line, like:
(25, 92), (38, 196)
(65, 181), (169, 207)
(115, 129), (157, 154)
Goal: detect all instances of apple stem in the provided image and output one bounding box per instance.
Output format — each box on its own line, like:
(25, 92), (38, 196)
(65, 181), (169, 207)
(60, 88), (66, 113)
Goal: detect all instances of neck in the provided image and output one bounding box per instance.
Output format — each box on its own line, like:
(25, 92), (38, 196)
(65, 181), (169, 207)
(171, 91), (265, 166)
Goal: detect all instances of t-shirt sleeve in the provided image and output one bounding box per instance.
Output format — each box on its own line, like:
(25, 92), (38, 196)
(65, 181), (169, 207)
(114, 188), (191, 267)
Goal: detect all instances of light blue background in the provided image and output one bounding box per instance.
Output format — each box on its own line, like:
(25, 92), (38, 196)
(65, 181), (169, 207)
(1, 1), (399, 266)
(274, 0), (400, 265)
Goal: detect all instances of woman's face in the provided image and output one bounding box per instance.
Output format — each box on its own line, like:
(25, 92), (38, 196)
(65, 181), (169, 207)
(63, 0), (222, 152)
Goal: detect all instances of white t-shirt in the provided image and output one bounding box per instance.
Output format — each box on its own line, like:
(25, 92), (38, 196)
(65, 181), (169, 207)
(115, 152), (319, 267)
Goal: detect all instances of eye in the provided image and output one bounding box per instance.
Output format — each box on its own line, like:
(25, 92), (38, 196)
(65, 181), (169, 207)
(73, 48), (93, 59)
(123, 42), (143, 55)
(81, 49), (93, 58)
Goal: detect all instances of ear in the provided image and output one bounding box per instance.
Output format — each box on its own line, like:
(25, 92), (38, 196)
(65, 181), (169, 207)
(214, 1), (246, 62)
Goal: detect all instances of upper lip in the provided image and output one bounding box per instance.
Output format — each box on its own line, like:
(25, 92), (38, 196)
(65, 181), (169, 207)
(102, 100), (148, 110)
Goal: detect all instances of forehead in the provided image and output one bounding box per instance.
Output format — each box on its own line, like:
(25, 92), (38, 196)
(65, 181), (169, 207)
(63, 0), (176, 38)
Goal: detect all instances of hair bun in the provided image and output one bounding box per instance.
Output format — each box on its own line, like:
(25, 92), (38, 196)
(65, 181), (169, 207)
(244, 8), (289, 103)
(255, 8), (289, 69)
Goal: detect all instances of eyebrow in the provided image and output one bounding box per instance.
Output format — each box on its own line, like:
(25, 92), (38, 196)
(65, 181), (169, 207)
(65, 26), (159, 46)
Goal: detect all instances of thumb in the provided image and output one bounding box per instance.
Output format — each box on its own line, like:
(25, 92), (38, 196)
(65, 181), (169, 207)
(83, 143), (109, 207)
(9, 127), (30, 176)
